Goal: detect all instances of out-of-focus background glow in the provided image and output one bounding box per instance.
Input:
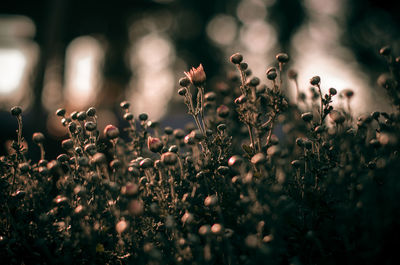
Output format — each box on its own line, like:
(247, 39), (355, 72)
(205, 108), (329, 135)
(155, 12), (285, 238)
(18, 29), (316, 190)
(64, 36), (104, 109)
(1, 0), (400, 158)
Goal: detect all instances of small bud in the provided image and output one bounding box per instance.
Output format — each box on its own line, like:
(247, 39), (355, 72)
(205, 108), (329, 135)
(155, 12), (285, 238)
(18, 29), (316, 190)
(239, 62), (248, 70)
(301, 112), (313, 122)
(139, 113), (148, 121)
(276, 53), (289, 63)
(230, 53), (243, 64)
(164, 126), (173, 135)
(70, 111), (78, 120)
(173, 129), (185, 140)
(310, 76), (321, 86)
(161, 151), (178, 165)
(120, 101), (130, 109)
(55, 108), (66, 117)
(178, 87), (187, 96)
(84, 143), (97, 156)
(266, 67), (277, 80)
(86, 107), (96, 117)
(77, 111), (87, 121)
(61, 139), (74, 150)
(147, 136), (163, 153)
(104, 125), (119, 139)
(249, 77), (260, 86)
(329, 87), (337, 95)
(32, 132), (45, 144)
(123, 112), (133, 121)
(179, 77), (191, 87)
(217, 105), (230, 118)
(11, 106), (22, 116)
(85, 121), (97, 132)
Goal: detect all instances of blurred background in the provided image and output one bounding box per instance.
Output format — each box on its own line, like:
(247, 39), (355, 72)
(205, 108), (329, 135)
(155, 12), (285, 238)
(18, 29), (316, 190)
(1, 0), (399, 159)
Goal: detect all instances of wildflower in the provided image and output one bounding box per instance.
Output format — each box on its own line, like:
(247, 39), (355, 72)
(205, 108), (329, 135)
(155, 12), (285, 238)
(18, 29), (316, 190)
(184, 64), (206, 86)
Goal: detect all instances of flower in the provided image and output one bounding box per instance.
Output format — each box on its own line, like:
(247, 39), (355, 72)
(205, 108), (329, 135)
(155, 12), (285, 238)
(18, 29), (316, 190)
(184, 64), (206, 86)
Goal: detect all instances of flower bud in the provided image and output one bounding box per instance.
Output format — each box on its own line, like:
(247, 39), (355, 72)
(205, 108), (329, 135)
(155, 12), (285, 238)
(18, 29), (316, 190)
(32, 132), (45, 144)
(104, 124), (119, 139)
(161, 151), (178, 165)
(86, 107), (96, 117)
(120, 101), (130, 109)
(147, 136), (163, 153)
(179, 77), (191, 87)
(301, 112), (313, 122)
(55, 108), (66, 117)
(266, 67), (277, 80)
(310, 76), (321, 86)
(217, 105), (230, 118)
(230, 53), (243, 64)
(329, 87), (337, 95)
(276, 53), (289, 63)
(11, 106), (22, 116)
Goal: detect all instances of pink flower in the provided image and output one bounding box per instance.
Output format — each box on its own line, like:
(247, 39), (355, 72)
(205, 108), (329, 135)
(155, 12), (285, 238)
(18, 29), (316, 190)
(184, 64), (206, 86)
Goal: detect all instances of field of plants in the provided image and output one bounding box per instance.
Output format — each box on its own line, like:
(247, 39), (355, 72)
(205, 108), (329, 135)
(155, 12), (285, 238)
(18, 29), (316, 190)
(1, 49), (400, 264)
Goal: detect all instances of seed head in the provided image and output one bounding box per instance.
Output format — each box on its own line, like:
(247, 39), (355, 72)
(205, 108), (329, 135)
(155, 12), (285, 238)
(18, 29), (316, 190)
(184, 64), (206, 86)
(230, 53), (243, 64)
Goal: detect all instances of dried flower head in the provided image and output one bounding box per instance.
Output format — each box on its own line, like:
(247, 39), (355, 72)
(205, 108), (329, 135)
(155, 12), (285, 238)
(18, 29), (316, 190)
(184, 64), (206, 86)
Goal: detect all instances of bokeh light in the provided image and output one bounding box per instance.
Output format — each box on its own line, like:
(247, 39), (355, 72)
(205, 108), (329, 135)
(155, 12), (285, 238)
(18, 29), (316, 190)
(64, 36), (104, 109)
